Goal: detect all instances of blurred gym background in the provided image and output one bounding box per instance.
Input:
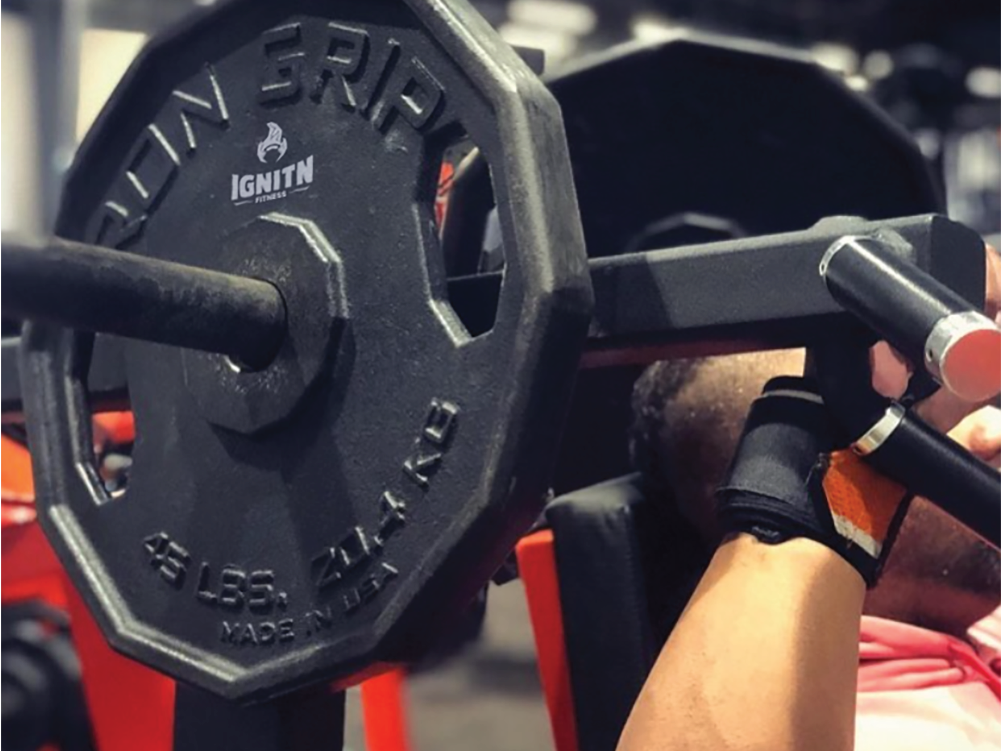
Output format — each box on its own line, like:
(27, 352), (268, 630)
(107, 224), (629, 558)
(3, 0), (999, 241)
(1, 1), (998, 749)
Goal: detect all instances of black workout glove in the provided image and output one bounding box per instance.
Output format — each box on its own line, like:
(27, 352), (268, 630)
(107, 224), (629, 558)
(716, 377), (910, 586)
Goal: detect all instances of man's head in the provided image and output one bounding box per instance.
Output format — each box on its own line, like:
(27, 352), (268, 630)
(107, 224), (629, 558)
(630, 349), (804, 540)
(630, 348), (1001, 635)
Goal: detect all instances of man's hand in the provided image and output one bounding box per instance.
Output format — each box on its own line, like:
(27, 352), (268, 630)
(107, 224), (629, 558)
(946, 405), (1001, 468)
(871, 244), (1001, 432)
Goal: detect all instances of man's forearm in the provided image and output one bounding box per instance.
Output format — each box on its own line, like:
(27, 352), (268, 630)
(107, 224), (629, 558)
(618, 533), (866, 751)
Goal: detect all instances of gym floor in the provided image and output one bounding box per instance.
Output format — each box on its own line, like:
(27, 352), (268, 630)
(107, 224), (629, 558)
(344, 581), (551, 751)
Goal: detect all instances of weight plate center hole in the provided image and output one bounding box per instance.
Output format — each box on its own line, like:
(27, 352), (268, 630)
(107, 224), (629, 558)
(227, 279), (289, 373)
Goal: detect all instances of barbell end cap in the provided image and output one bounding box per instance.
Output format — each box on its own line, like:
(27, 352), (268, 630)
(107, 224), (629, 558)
(818, 235), (863, 281)
(853, 403), (907, 456)
(924, 311), (1001, 403)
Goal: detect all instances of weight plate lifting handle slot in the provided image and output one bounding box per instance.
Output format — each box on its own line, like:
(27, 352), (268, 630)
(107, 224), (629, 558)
(3, 234), (287, 371)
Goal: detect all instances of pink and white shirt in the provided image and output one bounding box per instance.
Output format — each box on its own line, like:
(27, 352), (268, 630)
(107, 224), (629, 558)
(855, 609), (1001, 750)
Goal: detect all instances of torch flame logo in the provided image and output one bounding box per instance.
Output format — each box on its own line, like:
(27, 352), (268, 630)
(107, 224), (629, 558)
(257, 122), (288, 164)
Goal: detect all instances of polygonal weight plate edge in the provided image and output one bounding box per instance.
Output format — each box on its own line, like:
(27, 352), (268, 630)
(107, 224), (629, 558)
(545, 30), (942, 258)
(23, 0), (592, 702)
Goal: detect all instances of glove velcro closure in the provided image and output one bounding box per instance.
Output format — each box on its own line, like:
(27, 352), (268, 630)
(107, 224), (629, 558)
(716, 377), (909, 586)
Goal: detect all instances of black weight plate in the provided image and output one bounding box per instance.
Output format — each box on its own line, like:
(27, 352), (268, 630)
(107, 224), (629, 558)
(441, 33), (941, 273)
(0, 318), (19, 338)
(550, 33), (941, 256)
(655, 0), (1001, 68)
(541, 34), (943, 499)
(21, 0), (591, 702)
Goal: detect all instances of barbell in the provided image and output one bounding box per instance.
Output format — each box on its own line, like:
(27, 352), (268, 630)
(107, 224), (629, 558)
(2, 0), (998, 738)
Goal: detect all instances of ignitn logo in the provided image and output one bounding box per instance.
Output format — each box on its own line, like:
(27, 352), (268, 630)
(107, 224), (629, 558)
(257, 122), (288, 164)
(231, 122), (314, 206)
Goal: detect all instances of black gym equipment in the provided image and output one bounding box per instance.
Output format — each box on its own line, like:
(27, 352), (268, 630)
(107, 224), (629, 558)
(819, 234), (1001, 402)
(5, 235), (288, 371)
(443, 30), (947, 495)
(1, 1), (999, 749)
(12, 0), (593, 709)
(1, 318), (21, 339)
(9, 214), (997, 543)
(443, 32), (941, 269)
(2, 602), (94, 751)
(653, 0), (1000, 72)
(654, 1), (1001, 227)
(3, 215), (985, 412)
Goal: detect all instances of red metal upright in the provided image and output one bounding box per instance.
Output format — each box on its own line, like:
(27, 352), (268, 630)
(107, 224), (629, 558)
(516, 530), (579, 751)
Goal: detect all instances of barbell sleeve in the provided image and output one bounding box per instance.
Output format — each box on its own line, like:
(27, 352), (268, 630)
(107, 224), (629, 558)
(854, 405), (1001, 548)
(2, 234), (287, 370)
(820, 235), (1001, 402)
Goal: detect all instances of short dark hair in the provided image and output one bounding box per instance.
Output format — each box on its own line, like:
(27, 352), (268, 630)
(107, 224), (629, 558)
(629, 351), (798, 538)
(629, 359), (701, 492)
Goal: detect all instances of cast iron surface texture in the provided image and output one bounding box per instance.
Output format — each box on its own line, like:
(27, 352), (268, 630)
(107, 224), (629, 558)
(3, 235), (288, 370)
(2, 335), (127, 420)
(4, 215), (985, 416)
(4, 31), (951, 418)
(20, 0), (591, 702)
